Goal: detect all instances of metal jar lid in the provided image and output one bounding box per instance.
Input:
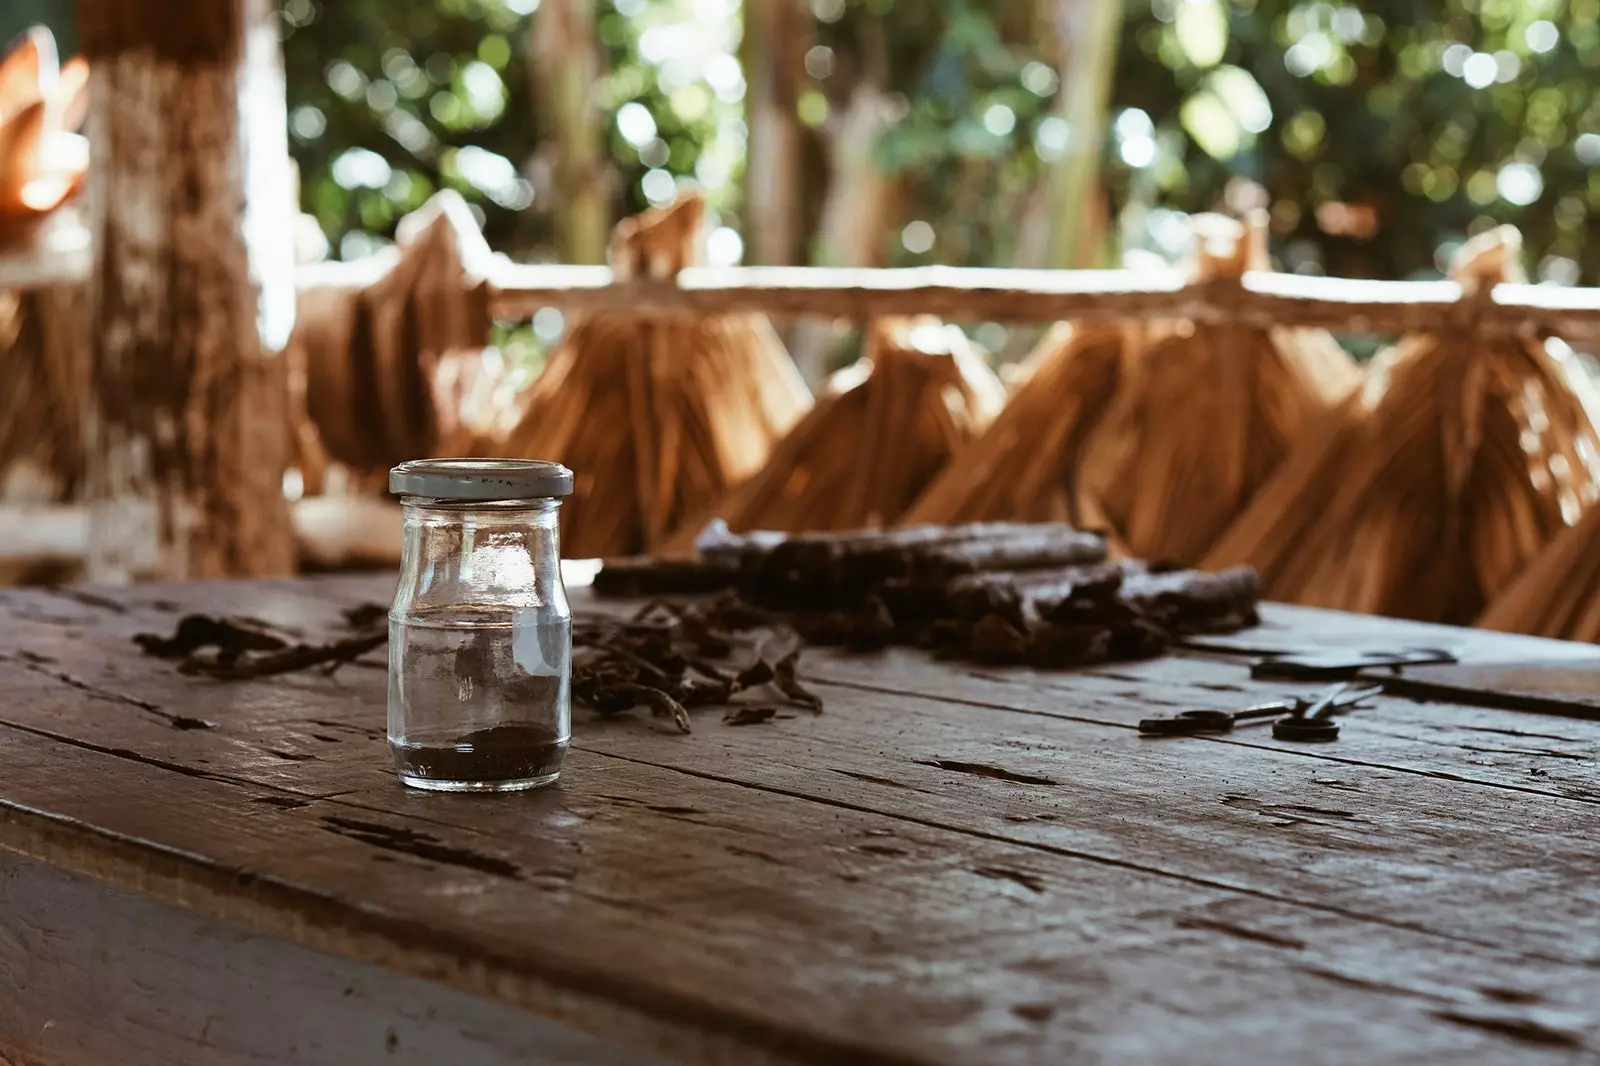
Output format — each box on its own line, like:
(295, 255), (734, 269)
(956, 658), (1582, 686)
(388, 458), (574, 501)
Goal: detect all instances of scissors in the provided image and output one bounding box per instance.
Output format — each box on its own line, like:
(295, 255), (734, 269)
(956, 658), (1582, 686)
(1248, 648), (1456, 681)
(1176, 639), (1457, 681)
(1138, 683), (1383, 738)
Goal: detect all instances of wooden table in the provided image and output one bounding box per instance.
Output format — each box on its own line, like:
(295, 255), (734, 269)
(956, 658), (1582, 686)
(2, 575), (1598, 1065)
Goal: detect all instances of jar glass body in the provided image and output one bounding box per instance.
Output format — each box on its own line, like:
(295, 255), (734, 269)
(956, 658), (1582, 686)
(388, 496), (571, 791)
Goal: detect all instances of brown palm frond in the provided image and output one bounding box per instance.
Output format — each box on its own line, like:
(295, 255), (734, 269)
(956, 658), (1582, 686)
(1206, 226), (1600, 624)
(497, 194), (811, 557)
(1078, 212), (1361, 564)
(693, 316), (1005, 536)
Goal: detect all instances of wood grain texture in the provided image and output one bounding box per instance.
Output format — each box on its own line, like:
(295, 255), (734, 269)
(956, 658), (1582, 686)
(79, 0), (295, 581)
(0, 852), (665, 1066)
(1, 578), (1598, 1065)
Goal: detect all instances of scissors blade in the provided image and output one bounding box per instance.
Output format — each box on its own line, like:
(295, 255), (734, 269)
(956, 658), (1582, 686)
(1328, 684), (1384, 709)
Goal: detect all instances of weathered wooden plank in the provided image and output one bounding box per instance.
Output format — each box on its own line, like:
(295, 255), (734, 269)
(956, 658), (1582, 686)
(1, 720), (1595, 1065)
(4, 578), (1600, 1064)
(808, 649), (1600, 802)
(0, 851), (661, 1066)
(3, 579), (1600, 964)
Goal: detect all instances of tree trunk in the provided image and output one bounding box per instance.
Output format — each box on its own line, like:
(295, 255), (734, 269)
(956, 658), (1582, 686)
(531, 0), (609, 264)
(788, 84), (895, 381)
(741, 0), (809, 267)
(77, 0), (296, 581)
(1039, 0), (1122, 269)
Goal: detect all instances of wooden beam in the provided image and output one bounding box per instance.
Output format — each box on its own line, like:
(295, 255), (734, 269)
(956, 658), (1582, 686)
(481, 263), (1600, 336)
(76, 0), (296, 581)
(16, 227), (1600, 335)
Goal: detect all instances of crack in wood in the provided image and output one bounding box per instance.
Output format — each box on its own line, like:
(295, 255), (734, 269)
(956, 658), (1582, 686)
(854, 843), (908, 857)
(1221, 797), (1361, 820)
(1294, 965), (1446, 1001)
(1457, 744), (1591, 761)
(1, 653), (162, 712)
(252, 796), (312, 810)
(829, 768), (913, 789)
(1011, 1003), (1055, 1023)
(723, 845), (784, 865)
(43, 587), (129, 614)
(305, 719), (384, 741)
(972, 865), (1047, 894)
(1431, 1009), (1585, 1051)
(0, 653), (218, 731)
(1174, 916), (1306, 950)
(318, 816), (522, 880)
(1450, 724), (1585, 744)
(916, 760), (1057, 786)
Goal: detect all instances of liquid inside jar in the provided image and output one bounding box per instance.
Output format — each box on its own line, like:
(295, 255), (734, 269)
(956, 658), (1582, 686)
(388, 606), (572, 791)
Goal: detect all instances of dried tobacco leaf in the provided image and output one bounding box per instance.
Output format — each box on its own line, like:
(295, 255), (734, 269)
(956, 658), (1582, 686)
(773, 650), (823, 713)
(722, 706), (779, 726)
(1206, 227), (1600, 624)
(135, 614), (291, 662)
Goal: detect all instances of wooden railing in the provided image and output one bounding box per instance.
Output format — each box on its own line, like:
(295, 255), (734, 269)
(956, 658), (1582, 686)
(6, 226), (1600, 336)
(300, 259), (1600, 336)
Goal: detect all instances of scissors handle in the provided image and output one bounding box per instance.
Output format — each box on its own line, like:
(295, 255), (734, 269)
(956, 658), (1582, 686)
(1141, 698), (1299, 736)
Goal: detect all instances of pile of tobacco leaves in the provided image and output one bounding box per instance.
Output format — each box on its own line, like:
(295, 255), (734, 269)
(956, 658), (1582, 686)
(133, 522), (1260, 735)
(132, 598), (824, 735)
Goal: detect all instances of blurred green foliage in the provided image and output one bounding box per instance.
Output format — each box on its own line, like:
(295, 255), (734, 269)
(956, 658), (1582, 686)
(807, 1), (1064, 267)
(1111, 0), (1600, 283)
(0, 1), (71, 53)
(282, 0), (743, 260)
(281, 0), (547, 258)
(11, 0), (1600, 286)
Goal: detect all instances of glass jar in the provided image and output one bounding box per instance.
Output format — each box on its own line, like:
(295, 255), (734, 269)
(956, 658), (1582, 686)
(387, 459), (574, 792)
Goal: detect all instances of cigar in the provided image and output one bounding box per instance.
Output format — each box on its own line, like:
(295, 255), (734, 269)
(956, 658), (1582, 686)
(952, 561), (1130, 629)
(593, 555), (741, 598)
(907, 526), (1108, 581)
(1117, 565), (1261, 634)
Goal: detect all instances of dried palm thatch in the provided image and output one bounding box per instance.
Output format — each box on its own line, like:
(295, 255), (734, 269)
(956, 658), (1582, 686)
(1077, 213), (1362, 564)
(1205, 226), (1600, 625)
(0, 282), (85, 500)
(290, 191), (494, 475)
(498, 193), (811, 557)
(692, 316), (1004, 535)
(0, 27), (87, 248)
(1478, 498), (1600, 641)
(902, 320), (1147, 533)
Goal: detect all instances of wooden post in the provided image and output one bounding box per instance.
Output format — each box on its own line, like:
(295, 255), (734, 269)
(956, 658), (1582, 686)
(77, 0), (296, 581)
(531, 0), (609, 265)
